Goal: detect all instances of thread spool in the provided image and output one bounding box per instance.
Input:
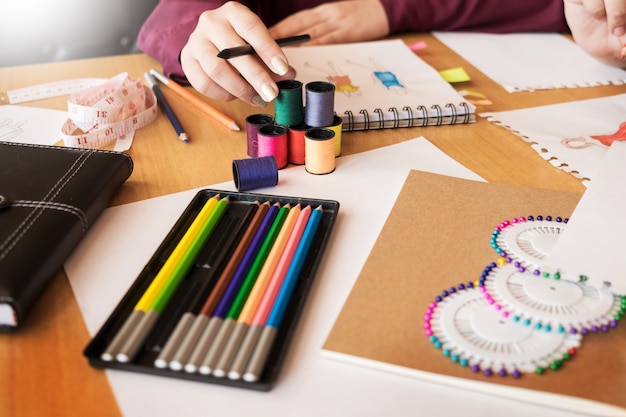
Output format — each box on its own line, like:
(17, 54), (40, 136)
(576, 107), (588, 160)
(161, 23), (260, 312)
(287, 123), (308, 165)
(305, 128), (336, 175)
(275, 80), (304, 127)
(257, 124), (288, 169)
(305, 81), (335, 127)
(245, 114), (274, 157)
(327, 115), (343, 157)
(232, 156), (278, 191)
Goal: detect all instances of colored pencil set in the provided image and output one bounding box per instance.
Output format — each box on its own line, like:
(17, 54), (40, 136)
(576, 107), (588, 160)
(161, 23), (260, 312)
(85, 190), (339, 390)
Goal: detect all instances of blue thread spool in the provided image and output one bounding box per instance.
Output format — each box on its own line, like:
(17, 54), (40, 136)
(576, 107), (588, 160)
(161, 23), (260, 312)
(275, 80), (304, 127)
(305, 81), (335, 127)
(232, 156), (279, 191)
(245, 114), (274, 157)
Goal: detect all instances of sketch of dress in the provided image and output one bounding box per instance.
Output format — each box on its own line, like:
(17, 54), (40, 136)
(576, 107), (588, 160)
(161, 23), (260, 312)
(561, 121), (626, 149)
(304, 61), (361, 97)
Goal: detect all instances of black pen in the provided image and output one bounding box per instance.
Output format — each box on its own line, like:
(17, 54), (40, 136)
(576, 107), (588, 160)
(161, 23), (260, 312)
(144, 71), (189, 143)
(217, 34), (311, 59)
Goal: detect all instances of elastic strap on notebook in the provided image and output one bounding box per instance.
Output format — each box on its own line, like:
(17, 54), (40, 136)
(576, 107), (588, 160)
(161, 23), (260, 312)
(9, 201), (88, 232)
(0, 150), (93, 261)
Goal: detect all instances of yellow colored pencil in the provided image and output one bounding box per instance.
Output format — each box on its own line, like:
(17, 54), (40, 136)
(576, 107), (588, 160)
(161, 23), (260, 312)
(134, 194), (220, 312)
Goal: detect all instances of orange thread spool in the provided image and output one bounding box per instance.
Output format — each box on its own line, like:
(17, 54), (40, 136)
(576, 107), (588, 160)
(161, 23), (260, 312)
(305, 128), (336, 175)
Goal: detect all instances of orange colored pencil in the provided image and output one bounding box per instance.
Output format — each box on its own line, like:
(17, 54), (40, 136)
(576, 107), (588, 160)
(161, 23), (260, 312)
(149, 69), (240, 131)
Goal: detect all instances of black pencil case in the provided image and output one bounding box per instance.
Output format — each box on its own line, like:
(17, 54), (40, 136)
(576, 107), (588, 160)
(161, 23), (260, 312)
(84, 189), (339, 391)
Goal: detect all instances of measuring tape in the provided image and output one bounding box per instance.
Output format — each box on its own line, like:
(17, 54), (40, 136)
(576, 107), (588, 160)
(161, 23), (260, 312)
(1, 73), (158, 150)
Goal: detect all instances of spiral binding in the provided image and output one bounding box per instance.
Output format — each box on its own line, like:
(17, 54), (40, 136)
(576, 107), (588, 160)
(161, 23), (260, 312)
(342, 102), (473, 131)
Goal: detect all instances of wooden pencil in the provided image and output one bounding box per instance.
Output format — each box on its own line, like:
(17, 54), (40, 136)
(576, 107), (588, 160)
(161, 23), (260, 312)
(149, 69), (240, 131)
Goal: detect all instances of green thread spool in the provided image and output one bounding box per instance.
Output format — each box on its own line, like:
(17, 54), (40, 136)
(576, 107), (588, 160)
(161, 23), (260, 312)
(275, 80), (304, 127)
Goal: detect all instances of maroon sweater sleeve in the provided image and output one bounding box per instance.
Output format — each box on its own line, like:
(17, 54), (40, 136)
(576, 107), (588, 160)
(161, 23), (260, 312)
(138, 0), (569, 83)
(137, 0), (229, 83)
(379, 0), (568, 34)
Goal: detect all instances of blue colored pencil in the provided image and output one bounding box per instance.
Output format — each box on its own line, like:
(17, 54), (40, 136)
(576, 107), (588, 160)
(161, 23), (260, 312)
(144, 71), (188, 143)
(241, 205), (323, 382)
(198, 202), (280, 374)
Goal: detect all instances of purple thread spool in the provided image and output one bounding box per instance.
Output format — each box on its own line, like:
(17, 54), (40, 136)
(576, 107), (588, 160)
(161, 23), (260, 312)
(232, 156), (279, 191)
(245, 114), (274, 157)
(305, 81), (335, 127)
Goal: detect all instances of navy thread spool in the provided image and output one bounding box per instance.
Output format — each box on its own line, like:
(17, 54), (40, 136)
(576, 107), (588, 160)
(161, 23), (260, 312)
(245, 114), (274, 157)
(232, 156), (278, 191)
(328, 115), (343, 157)
(305, 81), (335, 127)
(275, 80), (304, 127)
(257, 124), (289, 169)
(305, 128), (336, 175)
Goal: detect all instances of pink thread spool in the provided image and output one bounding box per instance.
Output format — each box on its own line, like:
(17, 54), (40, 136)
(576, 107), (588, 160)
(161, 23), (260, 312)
(257, 124), (288, 169)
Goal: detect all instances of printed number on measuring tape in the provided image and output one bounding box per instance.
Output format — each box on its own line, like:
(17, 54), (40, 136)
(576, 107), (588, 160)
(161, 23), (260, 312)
(61, 73), (157, 150)
(2, 73), (158, 151)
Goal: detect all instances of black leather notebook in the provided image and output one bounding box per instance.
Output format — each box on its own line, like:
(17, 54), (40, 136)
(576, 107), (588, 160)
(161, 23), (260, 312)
(0, 142), (133, 330)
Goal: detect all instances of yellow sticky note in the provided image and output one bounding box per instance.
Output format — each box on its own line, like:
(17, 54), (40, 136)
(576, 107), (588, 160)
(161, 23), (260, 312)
(439, 67), (470, 83)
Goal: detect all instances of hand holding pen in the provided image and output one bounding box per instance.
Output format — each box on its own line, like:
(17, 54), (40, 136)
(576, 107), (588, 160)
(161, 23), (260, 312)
(180, 2), (306, 107)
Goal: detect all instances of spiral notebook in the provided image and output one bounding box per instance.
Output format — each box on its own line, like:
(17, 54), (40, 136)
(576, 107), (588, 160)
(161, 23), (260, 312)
(284, 39), (476, 131)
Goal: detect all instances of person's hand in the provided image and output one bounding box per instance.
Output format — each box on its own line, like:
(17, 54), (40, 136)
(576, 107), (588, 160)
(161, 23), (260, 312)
(181, 2), (297, 106)
(564, 0), (626, 67)
(268, 0), (389, 45)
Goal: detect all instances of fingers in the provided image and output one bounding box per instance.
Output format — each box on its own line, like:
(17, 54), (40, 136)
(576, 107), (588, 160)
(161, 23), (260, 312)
(603, 0), (626, 36)
(574, 0), (626, 35)
(180, 2), (295, 106)
(268, 0), (389, 45)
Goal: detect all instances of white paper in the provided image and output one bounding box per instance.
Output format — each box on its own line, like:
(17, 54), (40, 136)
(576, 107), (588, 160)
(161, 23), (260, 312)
(480, 93), (626, 183)
(0, 104), (66, 145)
(544, 141), (626, 293)
(64, 137), (591, 417)
(433, 32), (626, 92)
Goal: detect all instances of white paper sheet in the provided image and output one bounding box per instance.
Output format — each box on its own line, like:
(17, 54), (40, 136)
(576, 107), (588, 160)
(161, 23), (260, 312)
(480, 93), (626, 183)
(65, 138), (584, 417)
(0, 104), (66, 145)
(433, 32), (626, 92)
(544, 141), (626, 294)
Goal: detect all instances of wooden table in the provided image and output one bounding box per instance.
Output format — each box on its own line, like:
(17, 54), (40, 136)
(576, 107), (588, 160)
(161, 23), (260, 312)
(0, 33), (623, 417)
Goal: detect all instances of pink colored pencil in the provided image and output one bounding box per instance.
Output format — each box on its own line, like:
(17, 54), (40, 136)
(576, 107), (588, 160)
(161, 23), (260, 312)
(250, 205), (311, 326)
(226, 205), (311, 379)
